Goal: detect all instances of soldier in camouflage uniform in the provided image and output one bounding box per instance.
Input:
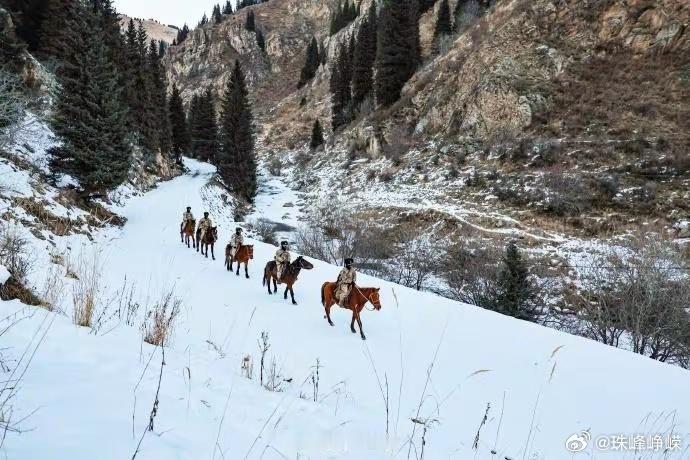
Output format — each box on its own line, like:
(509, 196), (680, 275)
(335, 258), (356, 307)
(274, 241), (291, 283)
(229, 227), (244, 258)
(181, 206), (194, 232)
(197, 212), (213, 241)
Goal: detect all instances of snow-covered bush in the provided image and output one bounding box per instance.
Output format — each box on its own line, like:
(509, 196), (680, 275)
(141, 290), (181, 346)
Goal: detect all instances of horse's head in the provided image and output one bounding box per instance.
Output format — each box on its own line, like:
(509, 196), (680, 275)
(247, 245), (254, 259)
(369, 288), (382, 311)
(211, 227), (218, 240)
(295, 256), (314, 270)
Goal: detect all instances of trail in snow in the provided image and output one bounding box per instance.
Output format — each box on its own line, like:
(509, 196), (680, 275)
(2, 159), (690, 459)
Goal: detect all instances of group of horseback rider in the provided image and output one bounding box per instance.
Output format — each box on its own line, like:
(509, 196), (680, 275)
(181, 207), (357, 306)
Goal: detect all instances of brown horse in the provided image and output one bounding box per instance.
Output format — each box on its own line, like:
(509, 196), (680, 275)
(262, 256), (314, 304)
(225, 244), (254, 278)
(180, 220), (196, 248)
(321, 283), (381, 340)
(197, 227), (218, 259)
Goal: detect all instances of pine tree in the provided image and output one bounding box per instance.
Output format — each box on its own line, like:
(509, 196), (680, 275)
(495, 242), (537, 321)
(6, 0), (48, 52)
(176, 24), (190, 44)
(148, 39), (172, 155)
(310, 119), (324, 149)
(330, 41), (352, 130)
(131, 22), (158, 152)
(50, 3), (131, 194)
(212, 4), (223, 23)
(245, 11), (256, 31)
(190, 89), (219, 162)
(218, 61), (256, 202)
(418, 0), (435, 14)
(375, 0), (420, 106)
(168, 84), (190, 161)
(199, 13), (208, 26)
(38, 0), (78, 62)
(297, 37), (320, 88)
(433, 0), (452, 43)
(223, 0), (234, 14)
(256, 29), (266, 52)
(352, 2), (377, 106)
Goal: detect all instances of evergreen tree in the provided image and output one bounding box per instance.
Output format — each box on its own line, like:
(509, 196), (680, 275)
(310, 119), (324, 149)
(158, 40), (167, 57)
(297, 37), (320, 88)
(6, 0), (48, 52)
(218, 60), (256, 202)
(352, 2), (377, 106)
(176, 24), (190, 44)
(495, 242), (537, 321)
(223, 0), (234, 14)
(245, 11), (256, 31)
(433, 0), (452, 43)
(330, 41), (352, 130)
(50, 3), (131, 194)
(129, 22), (158, 151)
(199, 13), (208, 26)
(418, 0), (435, 14)
(212, 4), (223, 23)
(38, 0), (78, 62)
(329, 1), (359, 36)
(148, 39), (172, 154)
(168, 84), (190, 161)
(375, 0), (420, 106)
(190, 89), (219, 162)
(256, 29), (266, 52)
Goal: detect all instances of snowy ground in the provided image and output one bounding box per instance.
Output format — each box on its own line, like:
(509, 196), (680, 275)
(2, 158), (690, 460)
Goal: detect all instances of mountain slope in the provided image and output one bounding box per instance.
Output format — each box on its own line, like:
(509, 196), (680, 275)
(119, 15), (179, 44)
(2, 158), (689, 459)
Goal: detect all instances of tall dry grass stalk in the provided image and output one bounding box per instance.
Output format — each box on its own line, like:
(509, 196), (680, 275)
(71, 251), (102, 328)
(141, 290), (181, 347)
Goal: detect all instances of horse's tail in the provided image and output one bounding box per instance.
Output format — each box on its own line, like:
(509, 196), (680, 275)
(321, 282), (326, 306)
(262, 265), (268, 286)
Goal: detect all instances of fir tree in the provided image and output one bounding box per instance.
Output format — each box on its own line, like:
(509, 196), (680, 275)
(223, 0), (234, 14)
(433, 0), (452, 43)
(330, 41), (352, 130)
(148, 39), (172, 154)
(50, 3), (131, 194)
(190, 89), (219, 162)
(297, 37), (320, 88)
(168, 84), (190, 161)
(6, 0), (48, 52)
(218, 61), (256, 202)
(199, 13), (208, 26)
(329, 1), (359, 36)
(256, 29), (266, 52)
(495, 242), (537, 321)
(310, 119), (324, 149)
(375, 0), (420, 106)
(352, 2), (377, 106)
(212, 4), (223, 23)
(38, 0), (78, 62)
(176, 24), (190, 44)
(129, 22), (158, 151)
(245, 11), (256, 31)
(418, 0), (435, 14)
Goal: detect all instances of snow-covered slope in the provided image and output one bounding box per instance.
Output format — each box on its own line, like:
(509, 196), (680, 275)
(2, 159), (689, 459)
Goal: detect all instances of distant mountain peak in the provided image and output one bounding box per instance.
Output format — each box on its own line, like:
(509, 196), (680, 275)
(119, 14), (179, 44)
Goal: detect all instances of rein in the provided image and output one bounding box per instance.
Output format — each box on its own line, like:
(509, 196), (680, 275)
(353, 284), (377, 311)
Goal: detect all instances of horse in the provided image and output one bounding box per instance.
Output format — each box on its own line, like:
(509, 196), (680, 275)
(198, 227), (218, 259)
(226, 244), (254, 278)
(262, 256), (314, 304)
(321, 283), (381, 340)
(180, 220), (196, 248)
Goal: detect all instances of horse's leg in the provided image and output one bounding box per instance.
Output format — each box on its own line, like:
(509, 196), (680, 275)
(235, 260), (240, 276)
(290, 286), (297, 305)
(356, 308), (366, 340)
(211, 243), (215, 260)
(325, 303), (334, 326)
(244, 262), (249, 279)
(273, 278), (277, 294)
(283, 286), (288, 300)
(350, 309), (357, 334)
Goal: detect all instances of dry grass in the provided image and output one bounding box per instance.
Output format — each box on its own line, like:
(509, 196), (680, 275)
(141, 290), (182, 347)
(71, 252), (102, 328)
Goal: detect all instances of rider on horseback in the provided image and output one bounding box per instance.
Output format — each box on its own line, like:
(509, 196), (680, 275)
(198, 212), (213, 241)
(181, 206), (194, 232)
(229, 227), (244, 258)
(335, 258), (356, 307)
(274, 241), (291, 284)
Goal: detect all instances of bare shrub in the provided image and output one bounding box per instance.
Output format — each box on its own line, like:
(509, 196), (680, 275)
(257, 331), (270, 387)
(380, 234), (441, 291)
(141, 290), (182, 346)
(71, 252), (102, 328)
(541, 173), (593, 216)
(0, 224), (32, 284)
(574, 238), (690, 366)
(268, 157), (281, 176)
(454, 0), (480, 33)
(0, 68), (27, 150)
(263, 357), (286, 392)
(252, 219), (278, 245)
(40, 263), (65, 312)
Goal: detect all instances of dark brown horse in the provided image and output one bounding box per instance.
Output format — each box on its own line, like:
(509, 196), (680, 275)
(180, 220), (196, 248)
(197, 227), (218, 259)
(225, 244), (254, 278)
(321, 283), (381, 340)
(262, 256), (314, 304)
